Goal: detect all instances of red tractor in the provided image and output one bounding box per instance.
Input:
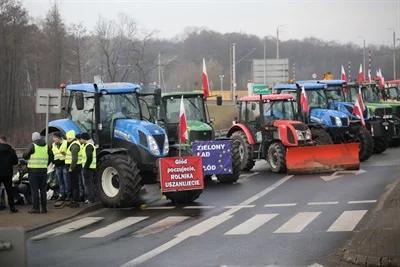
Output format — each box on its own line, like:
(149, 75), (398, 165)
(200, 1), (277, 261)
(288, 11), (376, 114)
(227, 94), (359, 173)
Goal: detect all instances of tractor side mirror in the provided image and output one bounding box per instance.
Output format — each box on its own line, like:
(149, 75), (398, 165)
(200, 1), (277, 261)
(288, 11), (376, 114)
(139, 99), (151, 121)
(154, 88), (162, 106)
(216, 96), (223, 106)
(75, 92), (84, 110)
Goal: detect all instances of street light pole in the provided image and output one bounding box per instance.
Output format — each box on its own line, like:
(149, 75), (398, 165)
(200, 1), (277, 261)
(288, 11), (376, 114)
(393, 30), (396, 80)
(232, 43), (237, 104)
(363, 39), (366, 80)
(219, 74), (224, 91)
(263, 37), (266, 84)
(276, 28), (279, 59)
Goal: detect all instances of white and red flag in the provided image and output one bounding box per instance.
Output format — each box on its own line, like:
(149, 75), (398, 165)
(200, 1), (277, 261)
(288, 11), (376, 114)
(341, 65), (347, 81)
(353, 85), (366, 127)
(357, 64), (364, 83)
(368, 69), (372, 83)
(179, 96), (188, 143)
(300, 86), (309, 113)
(201, 58), (210, 98)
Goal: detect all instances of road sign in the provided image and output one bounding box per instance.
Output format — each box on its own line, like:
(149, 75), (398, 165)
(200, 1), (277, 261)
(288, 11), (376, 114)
(35, 89), (62, 114)
(192, 140), (233, 175)
(247, 83), (271, 95)
(159, 156), (204, 192)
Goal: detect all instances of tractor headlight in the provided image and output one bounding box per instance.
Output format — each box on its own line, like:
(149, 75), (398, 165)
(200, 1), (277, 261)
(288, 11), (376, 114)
(305, 129), (312, 140)
(296, 130), (305, 140)
(383, 114), (393, 119)
(163, 135), (169, 155)
(334, 116), (342, 126)
(147, 135), (160, 155)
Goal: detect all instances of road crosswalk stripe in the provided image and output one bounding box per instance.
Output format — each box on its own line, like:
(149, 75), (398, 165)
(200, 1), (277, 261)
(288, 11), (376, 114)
(81, 217), (148, 238)
(348, 200), (377, 204)
(274, 212), (321, 233)
(327, 210), (367, 232)
(308, 201), (339, 205)
(183, 206), (215, 209)
(134, 216), (190, 237)
(31, 217), (103, 240)
(224, 214), (278, 235)
(144, 206), (175, 210)
(264, 203), (297, 207)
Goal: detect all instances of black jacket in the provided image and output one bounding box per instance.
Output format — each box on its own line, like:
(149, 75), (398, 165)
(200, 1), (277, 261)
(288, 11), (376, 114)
(23, 139), (53, 174)
(83, 144), (94, 170)
(0, 143), (18, 177)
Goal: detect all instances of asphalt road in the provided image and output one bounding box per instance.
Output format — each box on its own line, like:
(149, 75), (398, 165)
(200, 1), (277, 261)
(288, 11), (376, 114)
(27, 147), (400, 267)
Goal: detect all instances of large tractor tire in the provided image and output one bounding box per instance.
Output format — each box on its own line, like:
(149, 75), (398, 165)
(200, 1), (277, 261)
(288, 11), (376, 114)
(357, 127), (374, 161)
(95, 154), (142, 208)
(216, 139), (242, 183)
(373, 137), (388, 154)
(164, 190), (202, 204)
(267, 142), (286, 173)
(231, 131), (255, 171)
(311, 128), (333, 145)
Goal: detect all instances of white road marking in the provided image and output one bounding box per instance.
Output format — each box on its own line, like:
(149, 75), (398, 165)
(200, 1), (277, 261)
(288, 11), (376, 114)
(120, 175), (294, 267)
(320, 169), (366, 181)
(308, 263), (324, 267)
(224, 205), (255, 209)
(183, 206), (215, 209)
(274, 212), (321, 233)
(264, 203), (297, 207)
(307, 201), (339, 206)
(134, 216), (189, 237)
(81, 217), (148, 238)
(145, 206), (175, 210)
(224, 214), (278, 235)
(31, 217), (103, 240)
(327, 210), (368, 232)
(348, 200), (377, 204)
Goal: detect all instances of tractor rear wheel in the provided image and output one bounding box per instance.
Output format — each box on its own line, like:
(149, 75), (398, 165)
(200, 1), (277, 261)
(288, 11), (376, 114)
(373, 137), (387, 154)
(357, 127), (374, 161)
(216, 138), (241, 183)
(267, 142), (286, 173)
(231, 131), (255, 171)
(164, 190), (202, 204)
(311, 128), (333, 145)
(95, 154), (142, 208)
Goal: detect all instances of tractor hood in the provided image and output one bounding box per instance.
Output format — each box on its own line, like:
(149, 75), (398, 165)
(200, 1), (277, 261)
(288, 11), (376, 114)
(366, 103), (394, 118)
(187, 120), (213, 132)
(310, 108), (349, 128)
(329, 101), (369, 120)
(113, 119), (168, 157)
(381, 101), (400, 118)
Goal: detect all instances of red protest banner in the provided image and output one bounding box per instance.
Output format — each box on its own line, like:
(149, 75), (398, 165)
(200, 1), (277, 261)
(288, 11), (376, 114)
(160, 156), (204, 192)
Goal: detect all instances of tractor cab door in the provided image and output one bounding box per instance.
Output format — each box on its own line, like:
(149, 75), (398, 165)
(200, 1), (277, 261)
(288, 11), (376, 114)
(243, 101), (262, 134)
(69, 92), (95, 137)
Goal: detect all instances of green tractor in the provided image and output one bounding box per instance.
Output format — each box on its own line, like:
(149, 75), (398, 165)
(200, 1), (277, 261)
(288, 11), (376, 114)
(152, 91), (241, 186)
(347, 82), (400, 146)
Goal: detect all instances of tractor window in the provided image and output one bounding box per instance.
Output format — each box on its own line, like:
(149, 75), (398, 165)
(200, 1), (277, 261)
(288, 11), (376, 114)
(70, 93), (95, 134)
(306, 90), (328, 109)
(387, 87), (399, 100)
(99, 93), (141, 122)
(362, 86), (380, 102)
(246, 101), (260, 122)
(266, 101), (295, 120)
(326, 87), (345, 101)
(165, 96), (205, 123)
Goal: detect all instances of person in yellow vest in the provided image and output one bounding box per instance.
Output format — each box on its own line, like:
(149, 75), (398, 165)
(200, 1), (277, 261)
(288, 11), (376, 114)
(65, 130), (83, 208)
(51, 132), (69, 207)
(78, 133), (97, 204)
(23, 132), (52, 214)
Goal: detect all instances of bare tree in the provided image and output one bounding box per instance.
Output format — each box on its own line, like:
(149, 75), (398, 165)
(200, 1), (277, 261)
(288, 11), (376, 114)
(69, 23), (87, 83)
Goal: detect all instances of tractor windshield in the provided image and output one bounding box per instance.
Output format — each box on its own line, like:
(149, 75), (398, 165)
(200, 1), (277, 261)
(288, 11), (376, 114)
(99, 93), (141, 121)
(165, 95), (205, 123)
(352, 86), (380, 103)
(263, 100), (295, 120)
(387, 87), (399, 100)
(306, 90), (328, 109)
(325, 87), (346, 102)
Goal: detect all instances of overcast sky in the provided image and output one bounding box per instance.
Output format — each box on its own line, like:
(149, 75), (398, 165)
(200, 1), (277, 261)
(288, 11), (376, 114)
(21, 0), (400, 46)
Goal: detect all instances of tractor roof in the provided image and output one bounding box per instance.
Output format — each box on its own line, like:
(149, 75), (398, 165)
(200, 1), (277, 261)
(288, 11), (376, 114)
(387, 80), (400, 85)
(274, 82), (327, 91)
(66, 83), (141, 94)
(162, 91), (204, 98)
(297, 80), (346, 87)
(240, 94), (294, 102)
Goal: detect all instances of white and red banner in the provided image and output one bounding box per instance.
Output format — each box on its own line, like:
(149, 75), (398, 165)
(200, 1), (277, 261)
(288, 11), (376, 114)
(202, 58), (210, 98)
(341, 65), (347, 81)
(357, 64), (364, 83)
(368, 69), (372, 83)
(353, 86), (366, 127)
(179, 96), (188, 143)
(300, 86), (309, 113)
(160, 156), (204, 192)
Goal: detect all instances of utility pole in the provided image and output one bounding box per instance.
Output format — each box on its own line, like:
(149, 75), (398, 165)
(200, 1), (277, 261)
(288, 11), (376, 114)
(232, 43), (237, 103)
(348, 61), (352, 82)
(292, 62), (296, 81)
(363, 39), (366, 80)
(219, 74), (224, 91)
(276, 28), (280, 59)
(263, 37), (266, 84)
(158, 53), (161, 90)
(393, 30), (396, 79)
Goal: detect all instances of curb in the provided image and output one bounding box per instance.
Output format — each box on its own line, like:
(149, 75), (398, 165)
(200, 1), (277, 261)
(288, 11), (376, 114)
(26, 203), (103, 232)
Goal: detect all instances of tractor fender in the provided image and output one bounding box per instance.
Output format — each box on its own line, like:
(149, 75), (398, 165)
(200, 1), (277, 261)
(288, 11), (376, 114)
(227, 124), (255, 144)
(272, 120), (299, 146)
(40, 119), (82, 136)
(97, 148), (128, 159)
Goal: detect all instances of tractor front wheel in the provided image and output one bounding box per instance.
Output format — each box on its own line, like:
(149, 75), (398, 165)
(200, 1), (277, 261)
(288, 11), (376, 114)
(95, 154), (142, 208)
(311, 128), (333, 145)
(231, 131), (255, 171)
(164, 190), (202, 204)
(267, 142), (286, 173)
(216, 139), (242, 183)
(357, 127), (374, 161)
(373, 137), (388, 154)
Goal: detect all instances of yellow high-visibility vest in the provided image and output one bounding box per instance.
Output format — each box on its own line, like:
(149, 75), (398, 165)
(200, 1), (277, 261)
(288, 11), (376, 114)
(27, 144), (48, 169)
(65, 140), (83, 165)
(82, 143), (97, 169)
(52, 140), (68, 161)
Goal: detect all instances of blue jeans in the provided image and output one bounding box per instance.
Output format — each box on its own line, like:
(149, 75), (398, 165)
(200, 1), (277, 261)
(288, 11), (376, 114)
(55, 166), (69, 198)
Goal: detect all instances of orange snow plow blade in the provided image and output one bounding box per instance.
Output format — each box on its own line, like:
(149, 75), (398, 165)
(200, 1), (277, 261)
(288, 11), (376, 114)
(286, 143), (360, 174)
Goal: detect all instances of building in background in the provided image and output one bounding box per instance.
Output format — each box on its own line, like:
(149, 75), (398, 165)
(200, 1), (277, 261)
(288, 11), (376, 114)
(252, 58), (289, 86)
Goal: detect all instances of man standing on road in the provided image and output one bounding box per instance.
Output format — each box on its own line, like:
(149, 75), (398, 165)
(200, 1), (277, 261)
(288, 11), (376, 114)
(78, 133), (97, 204)
(23, 132), (51, 214)
(52, 132), (69, 208)
(65, 130), (82, 208)
(0, 135), (19, 213)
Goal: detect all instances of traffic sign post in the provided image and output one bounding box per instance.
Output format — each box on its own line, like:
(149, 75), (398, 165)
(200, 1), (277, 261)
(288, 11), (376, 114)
(35, 89), (62, 143)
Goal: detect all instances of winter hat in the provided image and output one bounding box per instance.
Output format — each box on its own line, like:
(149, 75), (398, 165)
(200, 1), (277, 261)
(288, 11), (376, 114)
(32, 132), (41, 142)
(79, 133), (91, 141)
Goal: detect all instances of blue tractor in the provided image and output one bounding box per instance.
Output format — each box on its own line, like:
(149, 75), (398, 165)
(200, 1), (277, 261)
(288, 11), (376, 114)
(45, 83), (202, 207)
(302, 80), (389, 154)
(274, 82), (374, 161)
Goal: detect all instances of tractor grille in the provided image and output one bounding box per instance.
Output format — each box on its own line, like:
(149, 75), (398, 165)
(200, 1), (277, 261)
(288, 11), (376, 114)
(189, 130), (212, 142)
(341, 117), (349, 126)
(153, 134), (165, 152)
(394, 106), (400, 118)
(375, 107), (392, 117)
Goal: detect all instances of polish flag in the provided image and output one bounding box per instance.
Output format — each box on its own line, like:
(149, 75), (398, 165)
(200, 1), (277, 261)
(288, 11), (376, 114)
(357, 85), (366, 114)
(179, 96), (188, 143)
(300, 86), (309, 113)
(368, 69), (372, 83)
(357, 64), (365, 83)
(341, 65), (347, 81)
(353, 96), (366, 127)
(376, 69), (385, 88)
(202, 58), (210, 98)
